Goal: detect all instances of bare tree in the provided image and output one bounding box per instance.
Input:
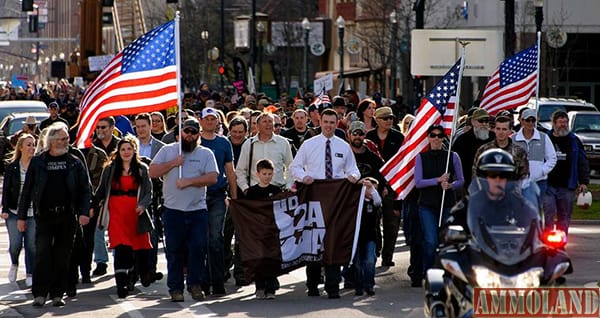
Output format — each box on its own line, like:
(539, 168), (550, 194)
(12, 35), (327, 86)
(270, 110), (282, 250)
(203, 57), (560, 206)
(355, 0), (461, 103)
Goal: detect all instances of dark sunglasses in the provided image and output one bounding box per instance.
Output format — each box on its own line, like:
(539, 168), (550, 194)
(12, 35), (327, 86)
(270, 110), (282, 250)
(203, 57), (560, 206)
(351, 130), (365, 136)
(524, 118), (536, 123)
(380, 116), (394, 121)
(96, 125), (108, 130)
(486, 172), (510, 179)
(477, 118), (489, 124)
(274, 123), (282, 128)
(183, 128), (198, 135)
(428, 132), (445, 139)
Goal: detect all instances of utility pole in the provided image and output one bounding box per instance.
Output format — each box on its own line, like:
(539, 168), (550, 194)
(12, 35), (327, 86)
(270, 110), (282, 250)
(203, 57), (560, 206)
(504, 0), (515, 57)
(413, 0), (425, 110)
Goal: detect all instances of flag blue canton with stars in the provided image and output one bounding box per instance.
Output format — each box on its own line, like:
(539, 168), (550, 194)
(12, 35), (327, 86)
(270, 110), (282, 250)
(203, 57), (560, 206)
(425, 58), (461, 115)
(122, 20), (176, 74)
(499, 45), (537, 87)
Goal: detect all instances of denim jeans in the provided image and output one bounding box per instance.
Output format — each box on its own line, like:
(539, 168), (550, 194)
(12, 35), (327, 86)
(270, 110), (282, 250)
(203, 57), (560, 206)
(542, 186), (575, 234)
(93, 227), (109, 264)
(419, 206), (450, 274)
(353, 241), (376, 291)
(522, 180), (541, 212)
(5, 213), (36, 274)
(537, 180), (548, 197)
(162, 207), (208, 292)
(204, 191), (227, 287)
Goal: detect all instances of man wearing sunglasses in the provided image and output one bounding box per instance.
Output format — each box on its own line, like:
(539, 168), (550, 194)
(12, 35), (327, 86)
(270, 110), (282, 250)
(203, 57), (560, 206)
(512, 108), (557, 205)
(150, 117), (219, 302)
(366, 106), (404, 267)
(93, 116), (120, 156)
(453, 108), (496, 190)
(199, 107), (237, 296)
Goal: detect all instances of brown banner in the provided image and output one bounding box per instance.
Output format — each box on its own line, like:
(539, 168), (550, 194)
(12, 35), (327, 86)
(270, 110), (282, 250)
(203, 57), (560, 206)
(230, 179), (363, 281)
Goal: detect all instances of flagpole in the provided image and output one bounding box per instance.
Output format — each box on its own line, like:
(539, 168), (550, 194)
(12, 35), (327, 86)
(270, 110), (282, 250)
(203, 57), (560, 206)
(535, 31), (541, 111)
(438, 43), (467, 228)
(175, 11), (183, 178)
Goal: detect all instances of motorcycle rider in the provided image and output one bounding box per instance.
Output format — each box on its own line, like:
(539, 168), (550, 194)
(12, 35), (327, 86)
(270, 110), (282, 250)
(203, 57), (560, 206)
(446, 148), (537, 234)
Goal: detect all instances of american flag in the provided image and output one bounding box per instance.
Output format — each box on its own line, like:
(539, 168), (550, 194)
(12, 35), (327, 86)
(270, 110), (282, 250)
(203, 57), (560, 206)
(310, 87), (331, 109)
(479, 45), (538, 115)
(75, 20), (177, 148)
(381, 59), (462, 199)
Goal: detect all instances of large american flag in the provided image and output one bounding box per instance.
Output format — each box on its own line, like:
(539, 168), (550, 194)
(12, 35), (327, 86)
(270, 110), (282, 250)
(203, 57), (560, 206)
(75, 20), (177, 148)
(381, 59), (462, 199)
(479, 45), (538, 115)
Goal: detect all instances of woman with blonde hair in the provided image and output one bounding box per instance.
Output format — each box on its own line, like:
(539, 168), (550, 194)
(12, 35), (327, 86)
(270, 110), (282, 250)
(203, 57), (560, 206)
(92, 135), (153, 298)
(400, 114), (415, 135)
(1, 134), (37, 286)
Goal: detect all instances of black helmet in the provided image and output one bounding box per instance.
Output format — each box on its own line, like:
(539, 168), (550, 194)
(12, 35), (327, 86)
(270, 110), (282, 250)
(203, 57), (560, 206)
(476, 148), (516, 179)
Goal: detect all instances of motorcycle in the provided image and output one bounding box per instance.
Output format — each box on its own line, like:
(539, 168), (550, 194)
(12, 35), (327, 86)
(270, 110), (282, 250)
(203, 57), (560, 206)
(424, 178), (572, 318)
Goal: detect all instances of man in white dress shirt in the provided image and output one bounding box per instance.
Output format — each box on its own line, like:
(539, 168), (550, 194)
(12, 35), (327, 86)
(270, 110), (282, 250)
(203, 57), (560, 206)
(289, 108), (360, 299)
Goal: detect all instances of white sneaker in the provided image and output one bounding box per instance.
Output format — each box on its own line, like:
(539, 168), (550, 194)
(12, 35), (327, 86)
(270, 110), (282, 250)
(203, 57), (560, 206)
(8, 265), (17, 283)
(26, 274), (33, 287)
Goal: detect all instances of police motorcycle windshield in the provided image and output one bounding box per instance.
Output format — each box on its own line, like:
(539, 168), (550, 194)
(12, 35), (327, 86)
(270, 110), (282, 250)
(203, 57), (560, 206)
(467, 178), (541, 266)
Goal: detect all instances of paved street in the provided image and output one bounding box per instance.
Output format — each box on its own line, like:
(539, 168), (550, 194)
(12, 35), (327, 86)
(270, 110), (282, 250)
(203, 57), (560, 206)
(0, 219), (598, 317)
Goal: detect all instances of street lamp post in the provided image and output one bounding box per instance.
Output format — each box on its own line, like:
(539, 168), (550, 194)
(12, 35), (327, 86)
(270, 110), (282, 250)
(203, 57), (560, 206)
(302, 18), (311, 91)
(534, 0), (543, 33)
(201, 30), (209, 83)
(34, 4), (40, 81)
(256, 21), (265, 92)
(390, 10), (398, 100)
(336, 16), (345, 87)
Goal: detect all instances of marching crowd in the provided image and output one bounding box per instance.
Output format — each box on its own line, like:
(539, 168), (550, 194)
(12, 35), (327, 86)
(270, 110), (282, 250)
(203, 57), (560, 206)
(0, 79), (589, 307)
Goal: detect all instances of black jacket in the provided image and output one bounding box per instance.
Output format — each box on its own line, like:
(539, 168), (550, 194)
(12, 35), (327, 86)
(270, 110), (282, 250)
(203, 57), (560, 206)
(17, 151), (91, 220)
(2, 161), (22, 212)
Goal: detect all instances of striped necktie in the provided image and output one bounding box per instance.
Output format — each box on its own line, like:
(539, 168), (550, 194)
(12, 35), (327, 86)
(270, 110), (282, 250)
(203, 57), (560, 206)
(325, 139), (332, 179)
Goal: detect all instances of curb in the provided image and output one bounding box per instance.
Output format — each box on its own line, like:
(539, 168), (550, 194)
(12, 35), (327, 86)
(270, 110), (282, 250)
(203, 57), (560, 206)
(571, 219), (600, 225)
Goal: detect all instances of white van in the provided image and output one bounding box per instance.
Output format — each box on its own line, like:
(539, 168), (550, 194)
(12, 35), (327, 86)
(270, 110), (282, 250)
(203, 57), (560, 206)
(0, 100), (49, 122)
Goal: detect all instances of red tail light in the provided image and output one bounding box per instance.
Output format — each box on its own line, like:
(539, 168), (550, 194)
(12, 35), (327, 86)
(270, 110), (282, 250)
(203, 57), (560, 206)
(542, 229), (567, 249)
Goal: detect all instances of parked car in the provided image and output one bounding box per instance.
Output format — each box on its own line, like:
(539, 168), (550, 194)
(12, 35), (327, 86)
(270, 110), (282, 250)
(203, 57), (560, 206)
(0, 100), (48, 122)
(516, 97), (598, 130)
(0, 111), (49, 172)
(568, 111), (600, 172)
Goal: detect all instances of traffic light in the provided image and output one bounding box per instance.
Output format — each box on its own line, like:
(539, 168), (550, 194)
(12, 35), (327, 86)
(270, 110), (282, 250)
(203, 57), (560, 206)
(22, 0), (33, 11)
(218, 65), (225, 76)
(28, 15), (39, 33)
